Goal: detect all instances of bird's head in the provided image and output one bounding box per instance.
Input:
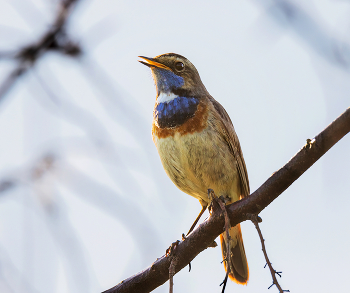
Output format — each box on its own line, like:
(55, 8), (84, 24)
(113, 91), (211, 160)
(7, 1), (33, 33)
(139, 53), (207, 98)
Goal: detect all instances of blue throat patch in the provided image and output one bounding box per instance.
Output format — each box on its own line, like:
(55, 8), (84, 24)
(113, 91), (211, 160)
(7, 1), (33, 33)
(154, 96), (199, 128)
(153, 68), (184, 93)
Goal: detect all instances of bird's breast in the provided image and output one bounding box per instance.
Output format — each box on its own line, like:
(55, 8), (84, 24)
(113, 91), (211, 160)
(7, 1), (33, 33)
(152, 111), (240, 203)
(152, 97), (209, 139)
(154, 95), (199, 128)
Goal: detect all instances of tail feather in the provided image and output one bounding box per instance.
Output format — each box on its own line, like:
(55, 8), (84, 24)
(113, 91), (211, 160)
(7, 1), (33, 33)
(220, 224), (249, 284)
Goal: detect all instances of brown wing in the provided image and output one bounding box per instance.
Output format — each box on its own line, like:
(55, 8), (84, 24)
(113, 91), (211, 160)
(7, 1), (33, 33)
(208, 96), (250, 198)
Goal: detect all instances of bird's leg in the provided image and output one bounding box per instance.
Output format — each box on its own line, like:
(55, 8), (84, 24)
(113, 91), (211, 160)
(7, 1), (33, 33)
(186, 204), (208, 236)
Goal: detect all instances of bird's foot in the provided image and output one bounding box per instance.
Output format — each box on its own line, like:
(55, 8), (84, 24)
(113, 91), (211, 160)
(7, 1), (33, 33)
(165, 240), (180, 257)
(207, 189), (223, 215)
(207, 189), (216, 214)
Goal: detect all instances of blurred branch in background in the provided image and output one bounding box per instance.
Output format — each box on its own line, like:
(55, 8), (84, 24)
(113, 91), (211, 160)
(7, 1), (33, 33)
(0, 0), (81, 101)
(0, 1), (90, 291)
(253, 0), (350, 70)
(0, 0), (163, 292)
(0, 154), (93, 292)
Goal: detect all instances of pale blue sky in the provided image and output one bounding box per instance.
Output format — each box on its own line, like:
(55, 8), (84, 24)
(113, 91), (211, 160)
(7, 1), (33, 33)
(0, 0), (349, 292)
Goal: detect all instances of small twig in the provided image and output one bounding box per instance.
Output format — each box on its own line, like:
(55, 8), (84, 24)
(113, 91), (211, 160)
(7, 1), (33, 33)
(208, 189), (231, 293)
(219, 206), (231, 293)
(248, 214), (289, 292)
(219, 273), (229, 293)
(169, 255), (178, 293)
(167, 241), (180, 293)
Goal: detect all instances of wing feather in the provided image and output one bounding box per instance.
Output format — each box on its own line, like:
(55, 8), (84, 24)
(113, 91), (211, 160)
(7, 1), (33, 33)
(208, 96), (250, 198)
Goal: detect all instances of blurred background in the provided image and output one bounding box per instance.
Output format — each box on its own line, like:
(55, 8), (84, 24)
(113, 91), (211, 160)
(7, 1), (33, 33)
(0, 0), (349, 292)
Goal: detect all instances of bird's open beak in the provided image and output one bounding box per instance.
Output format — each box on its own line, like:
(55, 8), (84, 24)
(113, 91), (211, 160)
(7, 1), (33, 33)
(138, 56), (171, 70)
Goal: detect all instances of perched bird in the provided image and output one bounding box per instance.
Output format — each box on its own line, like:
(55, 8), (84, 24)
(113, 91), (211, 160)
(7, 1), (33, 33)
(139, 53), (250, 284)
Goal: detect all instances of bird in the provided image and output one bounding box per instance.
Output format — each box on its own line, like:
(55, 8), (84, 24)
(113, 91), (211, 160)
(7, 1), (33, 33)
(139, 53), (250, 285)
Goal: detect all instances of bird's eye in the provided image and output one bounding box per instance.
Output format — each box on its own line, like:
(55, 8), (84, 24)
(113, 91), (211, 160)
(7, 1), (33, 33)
(174, 61), (184, 71)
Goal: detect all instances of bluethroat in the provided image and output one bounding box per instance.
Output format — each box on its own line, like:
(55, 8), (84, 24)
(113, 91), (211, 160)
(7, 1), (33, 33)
(139, 53), (250, 284)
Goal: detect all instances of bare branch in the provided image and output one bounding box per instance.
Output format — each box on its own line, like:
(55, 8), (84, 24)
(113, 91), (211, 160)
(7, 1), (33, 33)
(0, 0), (81, 103)
(248, 214), (289, 293)
(104, 107), (350, 293)
(0, 63), (27, 102)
